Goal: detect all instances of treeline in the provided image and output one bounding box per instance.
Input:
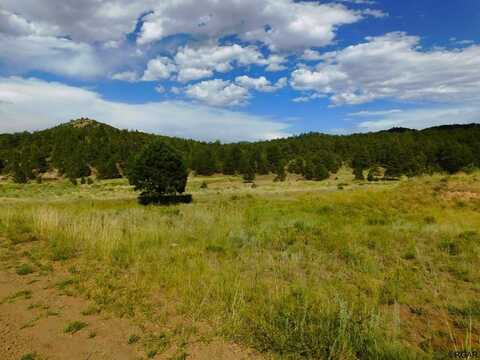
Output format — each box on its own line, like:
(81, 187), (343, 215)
(1, 118), (479, 183)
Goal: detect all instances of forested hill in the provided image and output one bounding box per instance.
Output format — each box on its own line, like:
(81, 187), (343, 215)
(1, 118), (479, 183)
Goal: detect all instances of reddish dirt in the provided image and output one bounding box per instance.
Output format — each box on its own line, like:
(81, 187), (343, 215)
(0, 241), (265, 360)
(0, 265), (144, 360)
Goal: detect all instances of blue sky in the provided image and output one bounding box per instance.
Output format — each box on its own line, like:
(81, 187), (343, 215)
(0, 0), (479, 142)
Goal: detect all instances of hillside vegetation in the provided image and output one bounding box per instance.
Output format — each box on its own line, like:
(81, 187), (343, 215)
(1, 119), (479, 182)
(1, 172), (480, 358)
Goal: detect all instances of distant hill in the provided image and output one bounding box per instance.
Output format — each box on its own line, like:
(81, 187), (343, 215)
(0, 119), (479, 182)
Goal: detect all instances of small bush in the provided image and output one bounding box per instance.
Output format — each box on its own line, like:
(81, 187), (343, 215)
(128, 334), (141, 344)
(423, 216), (436, 224)
(64, 321), (88, 334)
(20, 353), (37, 360)
(205, 244), (226, 253)
(200, 181), (208, 189)
(16, 263), (35, 276)
(439, 238), (460, 256)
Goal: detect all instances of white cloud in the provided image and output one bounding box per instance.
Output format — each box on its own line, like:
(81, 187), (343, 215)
(174, 43), (266, 82)
(185, 79), (249, 107)
(301, 49), (323, 61)
(0, 77), (290, 142)
(348, 109), (403, 117)
(112, 71), (139, 82)
(265, 54), (288, 72)
(0, 34), (104, 78)
(0, 1), (151, 43)
(362, 9), (388, 18)
(292, 93), (326, 103)
(0, 9), (58, 36)
(155, 85), (166, 93)
(235, 76), (287, 92)
(142, 57), (177, 81)
(138, 0), (363, 50)
(291, 32), (480, 105)
(356, 106), (480, 132)
(141, 43), (287, 83)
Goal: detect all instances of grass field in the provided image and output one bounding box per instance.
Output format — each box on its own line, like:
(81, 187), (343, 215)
(1, 169), (480, 359)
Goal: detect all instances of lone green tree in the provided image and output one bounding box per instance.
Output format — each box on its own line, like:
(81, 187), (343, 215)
(127, 140), (188, 197)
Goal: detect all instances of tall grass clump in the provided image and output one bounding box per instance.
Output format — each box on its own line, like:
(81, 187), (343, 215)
(230, 287), (414, 360)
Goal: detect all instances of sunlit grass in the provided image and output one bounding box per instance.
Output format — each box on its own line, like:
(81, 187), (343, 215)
(1, 171), (479, 358)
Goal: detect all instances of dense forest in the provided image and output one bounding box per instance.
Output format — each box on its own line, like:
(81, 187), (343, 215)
(0, 118), (479, 183)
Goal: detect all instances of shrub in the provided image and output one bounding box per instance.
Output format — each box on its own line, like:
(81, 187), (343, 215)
(64, 321), (88, 334)
(16, 263), (35, 276)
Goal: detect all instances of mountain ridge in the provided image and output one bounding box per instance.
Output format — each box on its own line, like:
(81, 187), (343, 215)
(1, 119), (479, 182)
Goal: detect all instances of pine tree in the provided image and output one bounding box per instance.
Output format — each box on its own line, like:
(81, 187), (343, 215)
(288, 157), (305, 174)
(274, 160), (287, 182)
(267, 144), (282, 172)
(353, 166), (365, 181)
(193, 147), (216, 176)
(223, 145), (242, 175)
(127, 140), (188, 196)
(255, 151), (270, 175)
(242, 151), (256, 183)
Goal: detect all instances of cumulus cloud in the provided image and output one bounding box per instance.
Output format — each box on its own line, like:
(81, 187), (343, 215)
(291, 32), (480, 105)
(185, 79), (250, 107)
(0, 77), (290, 142)
(0, 34), (104, 78)
(138, 0), (363, 50)
(140, 43), (287, 83)
(301, 49), (323, 61)
(142, 57), (177, 81)
(112, 71), (140, 82)
(0, 1), (151, 43)
(235, 76), (287, 92)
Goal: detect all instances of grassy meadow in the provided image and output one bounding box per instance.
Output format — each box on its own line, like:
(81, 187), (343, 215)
(1, 169), (480, 359)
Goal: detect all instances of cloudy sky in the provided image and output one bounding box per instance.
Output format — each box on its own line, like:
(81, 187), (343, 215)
(0, 0), (479, 141)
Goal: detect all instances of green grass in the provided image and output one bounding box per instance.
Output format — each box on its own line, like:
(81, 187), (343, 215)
(20, 353), (38, 360)
(128, 334), (141, 344)
(16, 263), (35, 275)
(1, 172), (480, 358)
(64, 321), (88, 334)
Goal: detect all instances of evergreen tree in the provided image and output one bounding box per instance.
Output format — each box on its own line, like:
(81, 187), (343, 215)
(97, 157), (121, 179)
(193, 147), (216, 176)
(223, 145), (242, 175)
(274, 160), (287, 182)
(127, 140), (188, 196)
(267, 144), (282, 172)
(438, 142), (474, 174)
(255, 151), (270, 175)
(242, 151), (256, 183)
(288, 157), (305, 174)
(353, 167), (364, 180)
(303, 158), (329, 181)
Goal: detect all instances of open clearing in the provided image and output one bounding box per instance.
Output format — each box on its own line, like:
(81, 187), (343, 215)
(1, 170), (480, 359)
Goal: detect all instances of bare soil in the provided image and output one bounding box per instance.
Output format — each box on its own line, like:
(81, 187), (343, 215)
(0, 240), (263, 360)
